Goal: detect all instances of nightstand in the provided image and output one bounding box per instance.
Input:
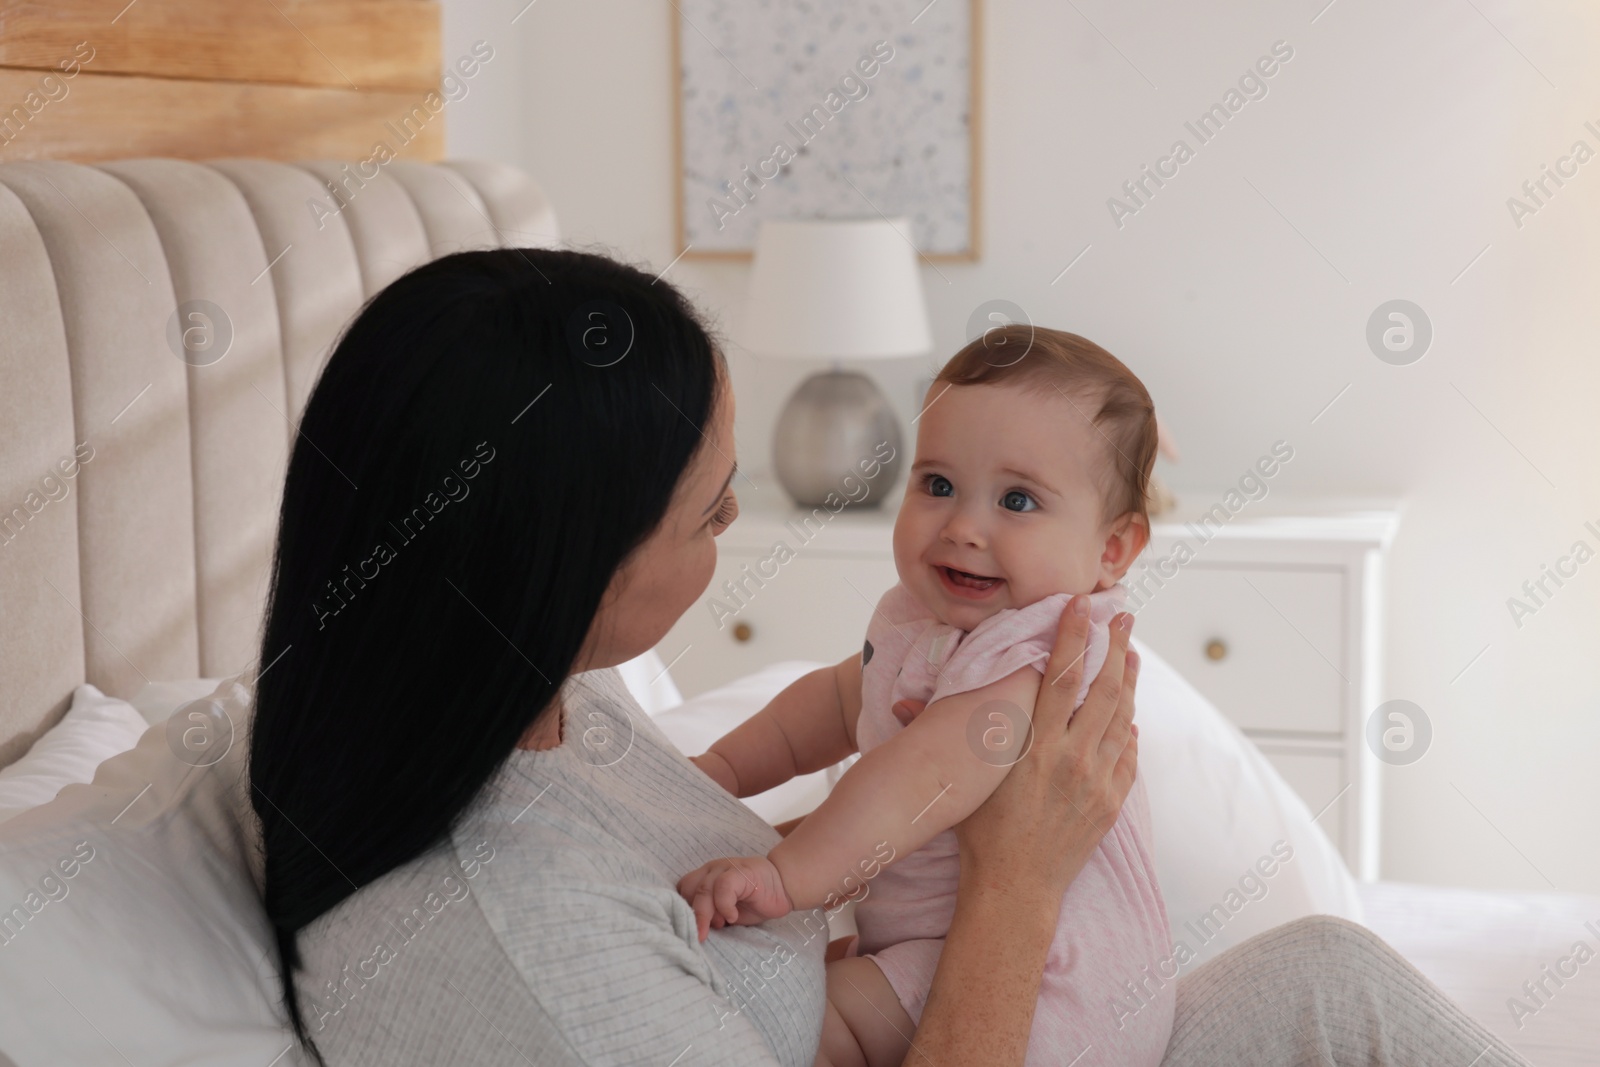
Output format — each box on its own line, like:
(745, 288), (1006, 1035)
(1128, 493), (1400, 882)
(655, 480), (1399, 880)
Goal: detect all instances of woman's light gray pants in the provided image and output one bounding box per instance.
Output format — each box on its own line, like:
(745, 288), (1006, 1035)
(1161, 915), (1528, 1066)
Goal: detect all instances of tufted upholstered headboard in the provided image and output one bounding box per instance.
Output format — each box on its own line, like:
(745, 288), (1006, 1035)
(0, 158), (558, 769)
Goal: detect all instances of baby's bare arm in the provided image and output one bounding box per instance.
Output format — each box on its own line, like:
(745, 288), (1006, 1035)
(769, 666), (1042, 910)
(696, 654), (863, 798)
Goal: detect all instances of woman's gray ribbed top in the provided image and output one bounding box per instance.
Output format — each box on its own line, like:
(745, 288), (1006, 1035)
(294, 667), (827, 1066)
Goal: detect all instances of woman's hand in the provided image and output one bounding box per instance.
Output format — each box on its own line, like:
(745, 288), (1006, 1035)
(957, 598), (1140, 896)
(675, 855), (794, 941)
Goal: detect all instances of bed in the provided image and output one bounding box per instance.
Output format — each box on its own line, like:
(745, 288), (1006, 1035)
(1359, 881), (1600, 1065)
(0, 157), (1593, 1065)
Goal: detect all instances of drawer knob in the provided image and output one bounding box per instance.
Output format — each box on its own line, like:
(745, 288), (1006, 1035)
(732, 621), (754, 643)
(1204, 639), (1228, 662)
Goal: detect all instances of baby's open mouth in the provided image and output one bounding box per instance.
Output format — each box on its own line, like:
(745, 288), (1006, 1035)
(938, 566), (1002, 594)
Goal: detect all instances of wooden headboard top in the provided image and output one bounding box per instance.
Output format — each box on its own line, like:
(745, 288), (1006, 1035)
(0, 0), (445, 162)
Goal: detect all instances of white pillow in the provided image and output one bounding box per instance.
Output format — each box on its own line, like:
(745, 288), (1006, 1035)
(650, 639), (1361, 969)
(0, 685), (150, 823)
(1130, 636), (1362, 969)
(651, 660), (850, 827)
(0, 677), (292, 1066)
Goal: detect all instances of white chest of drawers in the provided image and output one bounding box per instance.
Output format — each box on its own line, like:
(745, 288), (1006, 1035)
(1127, 495), (1400, 881)
(656, 482), (1400, 880)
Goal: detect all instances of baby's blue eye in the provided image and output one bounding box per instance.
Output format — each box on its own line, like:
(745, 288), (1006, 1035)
(1001, 490), (1036, 513)
(927, 474), (953, 497)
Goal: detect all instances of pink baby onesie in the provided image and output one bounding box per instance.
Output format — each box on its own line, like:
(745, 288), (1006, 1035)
(852, 582), (1175, 1067)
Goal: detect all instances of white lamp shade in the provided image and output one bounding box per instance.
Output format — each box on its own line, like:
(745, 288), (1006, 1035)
(741, 218), (933, 360)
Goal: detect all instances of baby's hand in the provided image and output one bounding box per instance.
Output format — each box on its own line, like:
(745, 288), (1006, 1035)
(676, 855), (793, 941)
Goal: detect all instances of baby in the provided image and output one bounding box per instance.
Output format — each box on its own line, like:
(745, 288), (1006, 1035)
(681, 325), (1174, 1067)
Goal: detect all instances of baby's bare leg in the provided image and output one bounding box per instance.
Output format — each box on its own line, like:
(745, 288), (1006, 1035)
(816, 956), (915, 1067)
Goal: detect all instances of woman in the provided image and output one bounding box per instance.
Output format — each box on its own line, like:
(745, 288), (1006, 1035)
(249, 248), (1526, 1066)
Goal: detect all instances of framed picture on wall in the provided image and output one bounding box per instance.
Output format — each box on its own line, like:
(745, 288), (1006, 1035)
(672, 0), (981, 261)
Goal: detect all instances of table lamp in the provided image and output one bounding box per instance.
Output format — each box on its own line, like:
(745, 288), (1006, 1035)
(742, 218), (931, 508)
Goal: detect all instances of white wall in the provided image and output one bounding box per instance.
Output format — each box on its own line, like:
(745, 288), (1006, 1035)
(443, 0), (1600, 895)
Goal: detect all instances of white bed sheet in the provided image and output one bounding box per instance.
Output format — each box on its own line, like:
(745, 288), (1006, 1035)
(1359, 881), (1600, 1066)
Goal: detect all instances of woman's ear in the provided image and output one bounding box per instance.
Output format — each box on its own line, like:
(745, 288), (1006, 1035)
(1099, 512), (1150, 583)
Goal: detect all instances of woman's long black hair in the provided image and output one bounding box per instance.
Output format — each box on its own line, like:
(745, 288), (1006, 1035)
(247, 248), (724, 1062)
